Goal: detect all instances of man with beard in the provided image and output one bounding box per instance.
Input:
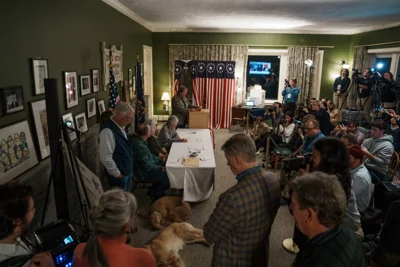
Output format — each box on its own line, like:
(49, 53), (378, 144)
(0, 183), (54, 267)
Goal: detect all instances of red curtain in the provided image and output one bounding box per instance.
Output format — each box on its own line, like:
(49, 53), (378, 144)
(174, 60), (236, 129)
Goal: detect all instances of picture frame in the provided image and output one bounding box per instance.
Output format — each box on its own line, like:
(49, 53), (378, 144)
(97, 100), (105, 115)
(63, 71), (79, 109)
(62, 113), (77, 141)
(91, 69), (100, 93)
(86, 98), (96, 119)
(31, 58), (49, 95)
(30, 100), (50, 160)
(0, 86), (25, 115)
(75, 113), (88, 133)
(0, 120), (38, 184)
(80, 75), (91, 96)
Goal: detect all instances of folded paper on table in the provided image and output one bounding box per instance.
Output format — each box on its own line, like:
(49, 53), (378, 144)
(183, 157), (200, 167)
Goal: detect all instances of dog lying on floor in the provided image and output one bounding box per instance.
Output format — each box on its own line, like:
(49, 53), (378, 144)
(145, 222), (209, 267)
(150, 196), (192, 230)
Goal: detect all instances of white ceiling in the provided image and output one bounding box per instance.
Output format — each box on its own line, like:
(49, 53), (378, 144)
(105, 0), (400, 35)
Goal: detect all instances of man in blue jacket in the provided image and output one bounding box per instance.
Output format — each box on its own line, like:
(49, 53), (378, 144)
(292, 119), (325, 156)
(282, 79), (300, 115)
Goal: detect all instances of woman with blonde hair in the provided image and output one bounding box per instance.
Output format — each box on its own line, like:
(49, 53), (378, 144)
(73, 189), (156, 267)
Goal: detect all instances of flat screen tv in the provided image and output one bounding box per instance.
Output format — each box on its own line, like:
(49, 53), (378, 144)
(249, 61), (271, 75)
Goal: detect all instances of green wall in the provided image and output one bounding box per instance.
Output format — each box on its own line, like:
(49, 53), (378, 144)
(351, 26), (400, 48)
(0, 0), (152, 129)
(152, 32), (352, 114)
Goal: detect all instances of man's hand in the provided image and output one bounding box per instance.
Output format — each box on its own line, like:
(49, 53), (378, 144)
(158, 153), (164, 159)
(162, 156), (167, 163)
(30, 252), (55, 267)
(181, 138), (188, 143)
(271, 111), (276, 117)
(336, 91), (341, 96)
(118, 173), (123, 178)
(161, 148), (167, 154)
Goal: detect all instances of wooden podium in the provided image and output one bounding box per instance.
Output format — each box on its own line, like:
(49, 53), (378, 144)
(189, 109), (210, 129)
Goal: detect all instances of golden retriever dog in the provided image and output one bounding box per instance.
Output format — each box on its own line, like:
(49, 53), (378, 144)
(145, 222), (209, 267)
(150, 196), (192, 230)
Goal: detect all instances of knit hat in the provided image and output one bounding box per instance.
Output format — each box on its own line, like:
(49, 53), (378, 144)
(347, 145), (364, 160)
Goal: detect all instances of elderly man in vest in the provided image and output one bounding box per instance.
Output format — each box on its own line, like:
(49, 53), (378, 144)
(99, 101), (135, 191)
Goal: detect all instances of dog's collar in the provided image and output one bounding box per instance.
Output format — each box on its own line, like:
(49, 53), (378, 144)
(158, 257), (181, 267)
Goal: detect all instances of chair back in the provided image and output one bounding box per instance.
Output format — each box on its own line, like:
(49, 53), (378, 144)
(387, 152), (400, 181)
(231, 107), (245, 119)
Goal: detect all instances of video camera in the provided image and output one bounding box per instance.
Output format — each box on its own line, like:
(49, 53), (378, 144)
(268, 106), (277, 113)
(284, 79), (290, 88)
(282, 153), (312, 176)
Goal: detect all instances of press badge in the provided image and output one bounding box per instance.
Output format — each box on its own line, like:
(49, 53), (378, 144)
(287, 94), (291, 98)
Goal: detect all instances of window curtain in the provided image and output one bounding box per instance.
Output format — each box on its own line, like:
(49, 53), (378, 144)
(287, 47), (319, 105)
(174, 60), (236, 129)
(169, 45), (248, 105)
(347, 46), (376, 108)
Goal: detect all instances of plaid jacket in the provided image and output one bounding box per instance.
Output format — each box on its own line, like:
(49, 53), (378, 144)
(132, 137), (163, 179)
(203, 166), (281, 267)
(292, 226), (366, 267)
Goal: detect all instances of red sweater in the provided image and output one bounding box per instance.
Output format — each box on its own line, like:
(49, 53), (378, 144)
(73, 235), (156, 267)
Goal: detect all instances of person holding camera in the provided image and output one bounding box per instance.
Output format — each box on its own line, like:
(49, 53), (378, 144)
(333, 69), (351, 109)
(0, 183), (55, 267)
(282, 79), (300, 115)
(265, 102), (284, 127)
(265, 74), (278, 99)
(356, 68), (374, 121)
(291, 119), (325, 156)
(381, 72), (397, 109)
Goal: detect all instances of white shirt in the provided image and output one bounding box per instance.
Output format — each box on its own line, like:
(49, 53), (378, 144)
(276, 123), (296, 143)
(99, 118), (128, 178)
(0, 238), (32, 267)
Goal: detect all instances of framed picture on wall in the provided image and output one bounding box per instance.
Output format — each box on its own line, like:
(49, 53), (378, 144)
(97, 100), (105, 114)
(80, 75), (91, 96)
(0, 86), (25, 115)
(62, 112), (77, 141)
(75, 113), (88, 133)
(91, 69), (100, 93)
(63, 71), (79, 109)
(31, 58), (49, 95)
(0, 120), (39, 184)
(86, 98), (96, 118)
(30, 100), (50, 160)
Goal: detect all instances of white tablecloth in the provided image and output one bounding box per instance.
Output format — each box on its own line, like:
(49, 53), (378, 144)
(166, 129), (216, 202)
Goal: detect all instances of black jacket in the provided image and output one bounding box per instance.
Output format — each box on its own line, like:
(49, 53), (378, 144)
(333, 77), (351, 93)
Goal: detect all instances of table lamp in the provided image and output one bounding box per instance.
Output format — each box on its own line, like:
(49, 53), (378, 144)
(161, 92), (171, 111)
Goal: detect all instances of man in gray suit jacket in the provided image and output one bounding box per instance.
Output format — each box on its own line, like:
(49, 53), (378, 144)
(171, 86), (200, 128)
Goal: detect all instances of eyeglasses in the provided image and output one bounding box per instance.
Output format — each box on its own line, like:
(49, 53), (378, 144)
(305, 127), (315, 130)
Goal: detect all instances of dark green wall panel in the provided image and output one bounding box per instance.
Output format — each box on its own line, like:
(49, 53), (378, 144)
(0, 0), (152, 128)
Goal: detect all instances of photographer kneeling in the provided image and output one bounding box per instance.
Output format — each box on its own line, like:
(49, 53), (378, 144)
(0, 183), (55, 267)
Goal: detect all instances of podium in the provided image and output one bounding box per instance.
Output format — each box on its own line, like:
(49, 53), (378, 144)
(189, 109), (210, 129)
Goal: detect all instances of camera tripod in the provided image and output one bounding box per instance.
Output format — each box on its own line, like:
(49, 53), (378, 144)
(40, 122), (91, 239)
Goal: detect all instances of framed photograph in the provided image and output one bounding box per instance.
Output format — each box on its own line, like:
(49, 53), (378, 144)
(80, 75), (91, 96)
(97, 100), (105, 115)
(91, 69), (100, 93)
(0, 86), (25, 115)
(62, 113), (77, 141)
(31, 58), (49, 95)
(86, 98), (96, 119)
(63, 71), (79, 109)
(75, 113), (88, 133)
(0, 120), (38, 184)
(30, 100), (50, 160)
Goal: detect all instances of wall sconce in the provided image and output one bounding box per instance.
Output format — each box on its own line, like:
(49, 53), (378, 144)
(341, 60), (350, 69)
(161, 92), (171, 111)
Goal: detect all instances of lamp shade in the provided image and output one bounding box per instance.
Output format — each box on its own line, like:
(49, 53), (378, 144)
(161, 92), (171, 101)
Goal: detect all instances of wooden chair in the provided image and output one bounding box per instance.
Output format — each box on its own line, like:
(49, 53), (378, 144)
(387, 151), (400, 182)
(230, 107), (246, 131)
(132, 176), (160, 193)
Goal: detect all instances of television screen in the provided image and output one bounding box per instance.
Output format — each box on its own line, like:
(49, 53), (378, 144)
(249, 61), (271, 75)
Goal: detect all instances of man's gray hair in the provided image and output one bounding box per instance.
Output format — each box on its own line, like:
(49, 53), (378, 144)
(289, 172), (346, 228)
(167, 115), (179, 126)
(114, 101), (134, 116)
(221, 133), (256, 163)
(83, 189), (137, 267)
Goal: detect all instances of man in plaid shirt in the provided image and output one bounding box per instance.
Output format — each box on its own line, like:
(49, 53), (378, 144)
(203, 133), (281, 267)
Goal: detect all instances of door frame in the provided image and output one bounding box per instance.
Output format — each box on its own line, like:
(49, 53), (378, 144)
(143, 45), (153, 117)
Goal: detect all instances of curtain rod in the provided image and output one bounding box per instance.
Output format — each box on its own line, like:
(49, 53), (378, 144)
(354, 40), (400, 47)
(169, 44), (335, 48)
